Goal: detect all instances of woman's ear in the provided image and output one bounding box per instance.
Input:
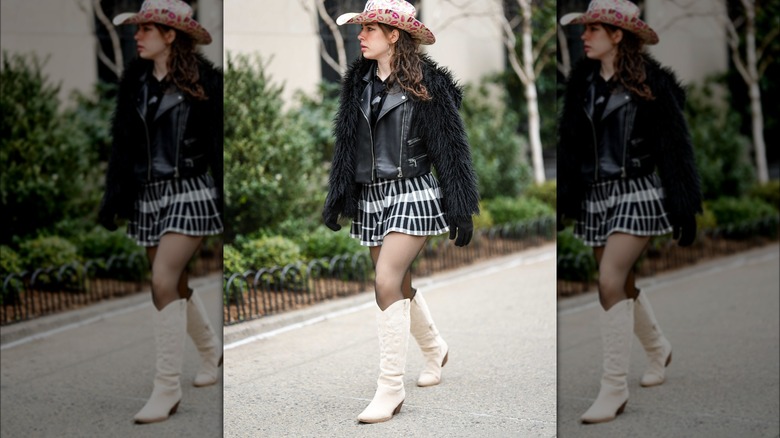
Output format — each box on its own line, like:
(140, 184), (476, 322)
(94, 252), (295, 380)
(390, 29), (399, 44)
(611, 28), (623, 45)
(164, 28), (177, 45)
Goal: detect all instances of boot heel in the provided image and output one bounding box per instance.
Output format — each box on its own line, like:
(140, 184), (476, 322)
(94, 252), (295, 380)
(441, 351), (449, 367)
(665, 350), (672, 367)
(169, 401), (180, 416)
(393, 401), (404, 415)
(615, 400), (627, 416)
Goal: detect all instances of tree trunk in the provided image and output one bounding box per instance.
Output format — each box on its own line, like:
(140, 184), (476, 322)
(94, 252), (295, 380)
(743, 0), (768, 182)
(520, 0), (545, 183)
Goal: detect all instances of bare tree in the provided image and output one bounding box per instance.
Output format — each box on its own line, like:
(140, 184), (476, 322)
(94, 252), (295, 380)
(659, 0), (772, 183)
(75, 0), (124, 78)
(439, 0), (555, 184)
(301, 0), (348, 77)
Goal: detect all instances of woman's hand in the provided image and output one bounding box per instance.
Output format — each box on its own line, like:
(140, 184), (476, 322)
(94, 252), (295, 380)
(323, 210), (341, 232)
(449, 216), (473, 247)
(670, 213), (696, 247)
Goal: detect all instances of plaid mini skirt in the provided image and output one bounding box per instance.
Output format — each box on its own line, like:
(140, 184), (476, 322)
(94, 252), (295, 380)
(127, 174), (223, 247)
(574, 173), (673, 247)
(350, 173), (450, 247)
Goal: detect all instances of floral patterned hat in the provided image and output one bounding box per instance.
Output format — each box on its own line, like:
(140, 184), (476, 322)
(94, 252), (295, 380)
(336, 0), (436, 45)
(560, 0), (659, 45)
(113, 0), (212, 45)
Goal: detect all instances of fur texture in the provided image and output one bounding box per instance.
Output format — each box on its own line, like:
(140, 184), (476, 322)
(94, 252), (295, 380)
(558, 54), (702, 221)
(324, 55), (480, 224)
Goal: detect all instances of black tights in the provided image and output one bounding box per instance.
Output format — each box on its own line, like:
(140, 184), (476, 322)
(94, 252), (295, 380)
(145, 233), (203, 310)
(593, 233), (649, 311)
(369, 233), (428, 311)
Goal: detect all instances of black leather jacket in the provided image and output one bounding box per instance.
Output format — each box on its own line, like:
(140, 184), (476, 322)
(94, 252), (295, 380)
(354, 65), (429, 183)
(100, 55), (223, 221)
(558, 55), (702, 220)
(324, 56), (480, 222)
(133, 69), (212, 183)
(581, 71), (655, 183)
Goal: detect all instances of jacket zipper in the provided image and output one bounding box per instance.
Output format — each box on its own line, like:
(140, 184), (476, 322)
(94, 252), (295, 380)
(408, 154), (427, 167)
(621, 118), (629, 178)
(359, 108), (376, 181)
(397, 98), (407, 178)
(174, 99), (186, 178)
(137, 106), (152, 181)
(583, 107), (599, 181)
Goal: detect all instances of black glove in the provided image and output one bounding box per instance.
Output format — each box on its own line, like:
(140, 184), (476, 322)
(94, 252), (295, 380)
(98, 210), (118, 232)
(671, 213), (696, 247)
(449, 216), (473, 247)
(323, 210), (341, 232)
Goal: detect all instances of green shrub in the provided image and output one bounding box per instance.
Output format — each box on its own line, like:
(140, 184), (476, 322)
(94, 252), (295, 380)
(473, 201), (494, 230)
(1, 245), (24, 305)
(236, 235), (302, 270)
(696, 205), (718, 231)
(485, 196), (554, 225)
(223, 54), (327, 241)
(0, 52), (102, 244)
(524, 180), (557, 209)
(18, 236), (80, 270)
(296, 226), (364, 260)
(71, 226), (139, 260)
(748, 180), (780, 212)
(223, 244), (246, 275)
(686, 80), (755, 199)
(556, 229), (596, 282)
(462, 83), (531, 199)
(707, 197), (778, 238)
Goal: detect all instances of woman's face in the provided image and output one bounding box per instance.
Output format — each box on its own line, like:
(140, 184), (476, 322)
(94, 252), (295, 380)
(358, 23), (397, 61)
(134, 23), (175, 62)
(581, 23), (621, 62)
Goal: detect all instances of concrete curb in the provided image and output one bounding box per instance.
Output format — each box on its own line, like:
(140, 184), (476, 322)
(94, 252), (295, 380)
(0, 272), (222, 347)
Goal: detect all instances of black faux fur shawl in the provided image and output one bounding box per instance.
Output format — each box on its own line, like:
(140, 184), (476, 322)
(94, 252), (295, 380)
(323, 55), (480, 223)
(557, 53), (702, 221)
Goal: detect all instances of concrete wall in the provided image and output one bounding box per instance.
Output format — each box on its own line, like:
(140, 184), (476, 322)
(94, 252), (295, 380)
(645, 0), (728, 85)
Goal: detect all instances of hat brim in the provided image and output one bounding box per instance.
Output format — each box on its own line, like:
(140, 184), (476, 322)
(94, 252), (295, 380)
(112, 11), (212, 45)
(559, 10), (659, 45)
(336, 10), (436, 45)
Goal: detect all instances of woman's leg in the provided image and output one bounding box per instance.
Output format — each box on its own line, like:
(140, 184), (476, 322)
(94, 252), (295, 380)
(149, 234), (203, 310)
(581, 233), (649, 424)
(596, 234), (649, 311)
(134, 233), (203, 423)
(371, 233), (428, 310)
(358, 233), (427, 423)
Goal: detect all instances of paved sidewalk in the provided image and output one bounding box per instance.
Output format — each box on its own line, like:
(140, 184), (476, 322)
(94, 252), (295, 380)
(557, 243), (780, 437)
(0, 273), (224, 438)
(223, 244), (558, 438)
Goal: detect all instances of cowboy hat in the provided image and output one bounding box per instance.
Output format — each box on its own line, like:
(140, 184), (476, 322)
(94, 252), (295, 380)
(336, 0), (436, 45)
(113, 0), (212, 45)
(560, 0), (659, 45)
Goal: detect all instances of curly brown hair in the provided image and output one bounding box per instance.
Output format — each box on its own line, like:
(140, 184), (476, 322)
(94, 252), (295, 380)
(377, 23), (430, 101)
(603, 23), (654, 101)
(154, 23), (207, 101)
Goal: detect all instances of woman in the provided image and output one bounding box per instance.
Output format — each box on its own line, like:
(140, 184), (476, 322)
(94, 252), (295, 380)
(323, 0), (480, 424)
(558, 0), (702, 424)
(98, 0), (223, 424)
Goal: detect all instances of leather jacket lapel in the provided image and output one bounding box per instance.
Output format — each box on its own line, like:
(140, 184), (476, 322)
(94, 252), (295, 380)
(155, 90), (185, 121)
(601, 86), (631, 120)
(377, 84), (406, 122)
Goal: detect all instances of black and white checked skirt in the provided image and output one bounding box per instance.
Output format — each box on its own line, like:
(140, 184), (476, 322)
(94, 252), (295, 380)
(127, 174), (223, 247)
(574, 173), (673, 247)
(350, 173), (450, 247)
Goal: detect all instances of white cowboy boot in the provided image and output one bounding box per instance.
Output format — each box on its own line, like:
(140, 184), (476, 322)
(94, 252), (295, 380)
(186, 291), (223, 387)
(410, 290), (448, 387)
(358, 299), (410, 424)
(134, 299), (187, 424)
(634, 291), (672, 387)
(581, 299), (634, 424)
